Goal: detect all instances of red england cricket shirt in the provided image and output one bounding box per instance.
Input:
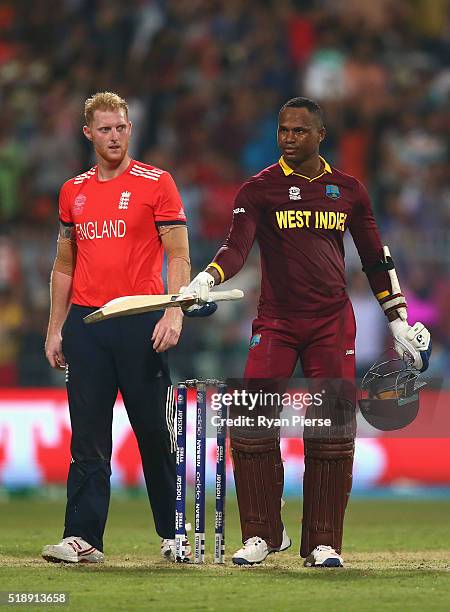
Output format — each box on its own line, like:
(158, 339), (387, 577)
(58, 160), (186, 306)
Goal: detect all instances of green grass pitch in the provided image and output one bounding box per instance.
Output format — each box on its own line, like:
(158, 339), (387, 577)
(0, 495), (449, 611)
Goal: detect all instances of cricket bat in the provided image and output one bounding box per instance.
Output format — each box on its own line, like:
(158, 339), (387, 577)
(83, 289), (244, 324)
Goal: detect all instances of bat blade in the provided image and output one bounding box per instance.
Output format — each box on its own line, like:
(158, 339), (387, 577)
(83, 289), (244, 324)
(83, 294), (194, 323)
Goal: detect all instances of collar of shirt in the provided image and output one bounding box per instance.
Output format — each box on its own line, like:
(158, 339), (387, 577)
(278, 155), (332, 182)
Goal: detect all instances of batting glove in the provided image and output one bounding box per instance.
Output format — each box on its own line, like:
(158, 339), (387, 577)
(177, 270), (216, 313)
(389, 319), (432, 372)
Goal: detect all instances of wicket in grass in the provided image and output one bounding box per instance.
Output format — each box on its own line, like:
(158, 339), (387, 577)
(194, 383), (206, 563)
(175, 384), (187, 562)
(175, 379), (227, 563)
(214, 382), (227, 564)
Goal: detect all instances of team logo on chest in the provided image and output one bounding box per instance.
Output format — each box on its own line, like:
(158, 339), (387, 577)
(326, 184), (340, 199)
(118, 191), (131, 210)
(289, 186), (301, 200)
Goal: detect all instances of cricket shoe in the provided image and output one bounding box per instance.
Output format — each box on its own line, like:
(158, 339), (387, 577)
(232, 527), (291, 566)
(304, 545), (343, 568)
(42, 537), (104, 564)
(161, 524), (192, 562)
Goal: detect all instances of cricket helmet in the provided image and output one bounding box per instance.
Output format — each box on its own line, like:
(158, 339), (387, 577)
(358, 350), (426, 431)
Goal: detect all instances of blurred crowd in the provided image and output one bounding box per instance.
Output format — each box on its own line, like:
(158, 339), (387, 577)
(0, 0), (449, 387)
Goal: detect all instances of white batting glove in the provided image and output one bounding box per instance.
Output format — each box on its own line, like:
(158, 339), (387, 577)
(389, 319), (432, 372)
(177, 271), (215, 305)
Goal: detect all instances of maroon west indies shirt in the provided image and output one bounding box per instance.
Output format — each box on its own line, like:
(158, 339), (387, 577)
(211, 157), (389, 318)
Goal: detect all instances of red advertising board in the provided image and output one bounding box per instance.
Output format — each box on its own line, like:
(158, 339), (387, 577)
(0, 389), (449, 491)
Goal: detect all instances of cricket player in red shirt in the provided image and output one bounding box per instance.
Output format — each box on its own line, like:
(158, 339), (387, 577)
(181, 97), (431, 566)
(43, 92), (191, 563)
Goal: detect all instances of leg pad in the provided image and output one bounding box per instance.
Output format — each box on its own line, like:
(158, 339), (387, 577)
(300, 438), (354, 557)
(231, 436), (284, 549)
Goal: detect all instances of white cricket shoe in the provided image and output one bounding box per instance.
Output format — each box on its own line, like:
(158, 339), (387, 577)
(304, 545), (343, 568)
(232, 527), (291, 566)
(42, 537), (104, 564)
(161, 524), (192, 562)
(277, 527), (292, 553)
(160, 536), (192, 562)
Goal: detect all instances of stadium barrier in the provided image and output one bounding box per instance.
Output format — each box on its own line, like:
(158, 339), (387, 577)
(0, 389), (449, 492)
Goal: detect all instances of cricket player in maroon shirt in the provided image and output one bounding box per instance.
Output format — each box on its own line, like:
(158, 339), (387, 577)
(181, 97), (431, 566)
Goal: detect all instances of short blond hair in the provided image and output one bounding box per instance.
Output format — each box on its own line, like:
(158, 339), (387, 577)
(84, 92), (129, 125)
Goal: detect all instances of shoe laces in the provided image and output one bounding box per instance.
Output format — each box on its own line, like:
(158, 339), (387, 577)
(61, 536), (84, 545)
(161, 535), (191, 548)
(316, 545), (334, 553)
(243, 536), (264, 548)
(161, 538), (174, 546)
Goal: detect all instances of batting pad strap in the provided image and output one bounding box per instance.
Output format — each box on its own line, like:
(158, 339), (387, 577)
(231, 436), (284, 549)
(301, 438), (354, 558)
(207, 262), (225, 283)
(304, 439), (354, 459)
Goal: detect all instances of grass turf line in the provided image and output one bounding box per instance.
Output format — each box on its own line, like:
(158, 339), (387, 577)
(0, 497), (449, 611)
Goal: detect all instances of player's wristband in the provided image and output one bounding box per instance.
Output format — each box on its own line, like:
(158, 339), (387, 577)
(367, 246), (407, 321)
(378, 292), (407, 320)
(207, 262), (225, 284)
